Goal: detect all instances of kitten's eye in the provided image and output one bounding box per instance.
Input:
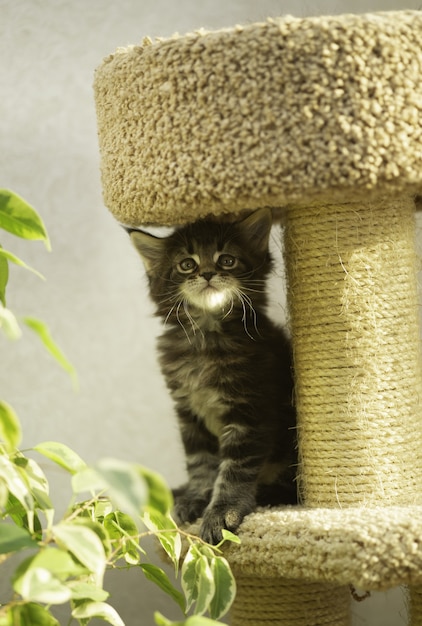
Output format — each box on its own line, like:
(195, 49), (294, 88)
(178, 258), (197, 272)
(217, 254), (237, 268)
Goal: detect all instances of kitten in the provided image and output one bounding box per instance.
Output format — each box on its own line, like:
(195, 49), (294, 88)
(128, 208), (297, 544)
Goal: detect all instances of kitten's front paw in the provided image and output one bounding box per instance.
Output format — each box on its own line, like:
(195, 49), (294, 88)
(172, 486), (210, 525)
(200, 501), (253, 545)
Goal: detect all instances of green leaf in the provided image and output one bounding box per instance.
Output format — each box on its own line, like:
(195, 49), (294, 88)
(34, 441), (86, 475)
(0, 522), (38, 553)
(33, 489), (55, 528)
(0, 189), (50, 250)
(154, 614), (176, 626)
(220, 528), (241, 545)
(72, 601), (125, 626)
(193, 555), (215, 616)
(208, 556), (236, 620)
(0, 479), (9, 510)
(140, 563), (185, 612)
(0, 455), (34, 514)
(181, 545), (199, 613)
(0, 304), (22, 339)
(142, 509), (181, 574)
(67, 581), (109, 602)
(0, 247), (45, 280)
(104, 511), (141, 564)
(53, 523), (106, 586)
(0, 400), (22, 451)
(4, 493), (42, 538)
(22, 317), (77, 387)
(14, 455), (49, 497)
(0, 246), (9, 306)
(71, 517), (112, 559)
(177, 542), (237, 620)
(140, 466), (173, 515)
(13, 565), (72, 604)
(7, 603), (60, 626)
(94, 497), (114, 520)
(93, 458), (148, 519)
(29, 546), (87, 580)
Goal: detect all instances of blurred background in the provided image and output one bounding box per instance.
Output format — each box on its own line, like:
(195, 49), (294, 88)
(1, 1), (419, 624)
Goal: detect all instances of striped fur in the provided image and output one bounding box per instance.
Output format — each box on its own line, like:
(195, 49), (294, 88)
(129, 209), (297, 544)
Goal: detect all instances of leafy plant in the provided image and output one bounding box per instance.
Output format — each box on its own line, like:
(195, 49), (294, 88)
(0, 190), (238, 626)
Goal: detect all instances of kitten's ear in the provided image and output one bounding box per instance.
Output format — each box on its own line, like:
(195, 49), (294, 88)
(127, 229), (166, 274)
(238, 208), (272, 252)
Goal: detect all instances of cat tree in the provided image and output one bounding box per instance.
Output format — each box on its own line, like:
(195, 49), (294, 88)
(94, 11), (422, 625)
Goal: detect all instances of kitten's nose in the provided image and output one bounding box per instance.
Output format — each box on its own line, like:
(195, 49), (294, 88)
(200, 271), (216, 282)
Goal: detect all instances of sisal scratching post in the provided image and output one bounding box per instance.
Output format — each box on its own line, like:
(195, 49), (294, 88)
(94, 11), (422, 625)
(231, 577), (350, 626)
(283, 197), (422, 624)
(410, 588), (422, 626)
(284, 198), (422, 508)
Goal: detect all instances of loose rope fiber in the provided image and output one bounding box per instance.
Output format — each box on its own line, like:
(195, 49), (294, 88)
(230, 577), (350, 626)
(284, 197), (422, 507)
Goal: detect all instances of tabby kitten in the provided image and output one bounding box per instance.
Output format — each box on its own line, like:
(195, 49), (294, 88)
(129, 208), (297, 544)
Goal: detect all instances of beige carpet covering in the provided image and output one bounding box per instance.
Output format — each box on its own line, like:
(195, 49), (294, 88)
(94, 11), (422, 226)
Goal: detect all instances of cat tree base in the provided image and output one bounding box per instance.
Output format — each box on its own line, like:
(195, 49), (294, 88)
(223, 505), (422, 626)
(187, 505), (422, 624)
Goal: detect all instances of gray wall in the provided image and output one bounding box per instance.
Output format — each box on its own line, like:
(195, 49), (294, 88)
(1, 1), (419, 624)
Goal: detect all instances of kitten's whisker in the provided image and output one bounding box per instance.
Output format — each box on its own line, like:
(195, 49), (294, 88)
(232, 288), (262, 340)
(242, 301), (255, 340)
(241, 292), (254, 310)
(183, 300), (203, 338)
(158, 293), (180, 305)
(222, 296), (234, 320)
(163, 302), (178, 326)
(233, 288), (255, 341)
(243, 287), (266, 294)
(176, 300), (191, 344)
(243, 292), (261, 337)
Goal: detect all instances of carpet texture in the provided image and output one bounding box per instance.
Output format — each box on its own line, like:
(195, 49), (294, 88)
(94, 11), (422, 226)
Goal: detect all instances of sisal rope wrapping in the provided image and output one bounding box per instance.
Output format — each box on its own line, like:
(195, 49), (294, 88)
(230, 577), (350, 626)
(284, 197), (422, 507)
(410, 588), (422, 626)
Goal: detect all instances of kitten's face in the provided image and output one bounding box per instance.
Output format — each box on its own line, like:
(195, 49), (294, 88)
(129, 208), (272, 319)
(171, 246), (242, 311)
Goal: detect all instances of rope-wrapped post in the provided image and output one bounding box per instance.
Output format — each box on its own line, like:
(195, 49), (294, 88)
(283, 197), (422, 624)
(410, 588), (422, 626)
(231, 577), (350, 626)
